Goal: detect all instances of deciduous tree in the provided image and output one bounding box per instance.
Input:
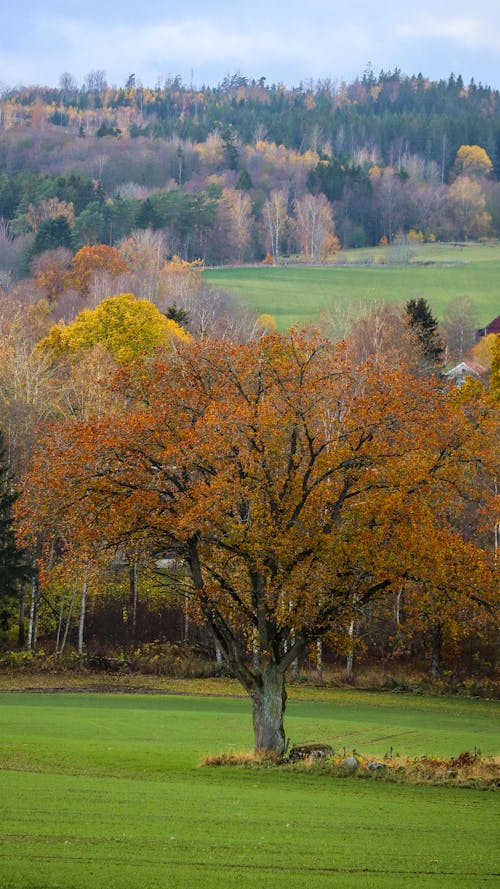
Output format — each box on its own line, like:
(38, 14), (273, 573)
(293, 193), (335, 261)
(442, 295), (478, 363)
(262, 189), (289, 261)
(38, 293), (190, 365)
(452, 145), (493, 179)
(470, 333), (498, 371)
(446, 177), (491, 241)
(19, 332), (496, 754)
(65, 244), (129, 296)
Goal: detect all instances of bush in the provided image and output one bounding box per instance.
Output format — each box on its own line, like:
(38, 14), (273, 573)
(126, 642), (220, 678)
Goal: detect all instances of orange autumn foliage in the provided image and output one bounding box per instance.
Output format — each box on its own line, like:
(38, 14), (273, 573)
(65, 244), (129, 295)
(18, 331), (498, 753)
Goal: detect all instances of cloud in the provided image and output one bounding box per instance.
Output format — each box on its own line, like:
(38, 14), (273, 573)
(29, 14), (377, 85)
(394, 13), (500, 50)
(2, 3), (500, 88)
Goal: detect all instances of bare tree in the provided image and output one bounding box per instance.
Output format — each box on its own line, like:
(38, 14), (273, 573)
(441, 295), (478, 362)
(293, 193), (335, 261)
(263, 189), (289, 260)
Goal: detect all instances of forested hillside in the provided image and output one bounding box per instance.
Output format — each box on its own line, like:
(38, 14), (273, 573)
(1, 68), (500, 274)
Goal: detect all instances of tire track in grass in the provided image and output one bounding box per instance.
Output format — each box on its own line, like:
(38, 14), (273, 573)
(0, 854), (497, 878)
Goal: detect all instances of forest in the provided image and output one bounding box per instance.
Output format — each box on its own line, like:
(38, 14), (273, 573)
(0, 69), (499, 714)
(0, 67), (500, 274)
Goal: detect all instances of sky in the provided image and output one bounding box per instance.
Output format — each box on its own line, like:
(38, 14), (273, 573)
(2, 0), (500, 91)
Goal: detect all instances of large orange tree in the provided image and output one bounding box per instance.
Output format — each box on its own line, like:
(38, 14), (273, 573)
(18, 332), (497, 754)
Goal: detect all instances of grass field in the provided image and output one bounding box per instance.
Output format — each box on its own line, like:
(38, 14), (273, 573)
(1, 687), (499, 888)
(204, 241), (500, 331)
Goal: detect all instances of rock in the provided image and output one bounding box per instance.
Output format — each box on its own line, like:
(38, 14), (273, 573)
(288, 743), (334, 763)
(366, 761), (387, 774)
(340, 755), (360, 775)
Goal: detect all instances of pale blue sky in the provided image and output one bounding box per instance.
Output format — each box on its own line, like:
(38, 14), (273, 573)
(2, 0), (500, 90)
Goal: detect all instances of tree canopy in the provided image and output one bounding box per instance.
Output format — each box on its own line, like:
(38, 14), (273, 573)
(37, 292), (190, 364)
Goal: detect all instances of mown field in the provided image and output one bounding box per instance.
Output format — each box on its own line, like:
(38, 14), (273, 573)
(204, 242), (500, 331)
(0, 685), (498, 888)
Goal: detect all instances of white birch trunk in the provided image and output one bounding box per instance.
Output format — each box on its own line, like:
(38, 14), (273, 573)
(26, 575), (38, 651)
(346, 620), (355, 679)
(59, 583), (78, 655)
(77, 565), (89, 655)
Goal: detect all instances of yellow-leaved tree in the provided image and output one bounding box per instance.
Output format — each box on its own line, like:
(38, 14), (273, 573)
(452, 145), (493, 179)
(470, 333), (498, 371)
(37, 293), (190, 365)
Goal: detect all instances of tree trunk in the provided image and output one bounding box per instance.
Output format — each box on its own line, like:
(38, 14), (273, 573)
(430, 623), (442, 678)
(183, 591), (189, 643)
(129, 560), (138, 645)
(77, 565), (88, 655)
(27, 575), (39, 651)
(252, 628), (260, 670)
(17, 587), (25, 648)
(32, 592), (40, 651)
(346, 619), (355, 680)
(315, 638), (323, 682)
(59, 583), (77, 655)
(394, 589), (403, 626)
(251, 663), (287, 756)
(55, 595), (64, 655)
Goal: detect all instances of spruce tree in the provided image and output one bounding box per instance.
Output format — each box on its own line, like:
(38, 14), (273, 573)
(0, 432), (30, 631)
(405, 297), (445, 373)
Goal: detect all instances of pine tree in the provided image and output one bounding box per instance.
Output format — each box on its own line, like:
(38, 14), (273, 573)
(405, 298), (445, 373)
(165, 303), (190, 329)
(0, 432), (30, 631)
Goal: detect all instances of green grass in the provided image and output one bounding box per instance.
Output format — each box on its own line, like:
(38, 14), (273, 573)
(0, 689), (499, 888)
(204, 241), (500, 331)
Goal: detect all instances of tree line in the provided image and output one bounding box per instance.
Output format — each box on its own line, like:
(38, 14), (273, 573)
(1, 69), (500, 269)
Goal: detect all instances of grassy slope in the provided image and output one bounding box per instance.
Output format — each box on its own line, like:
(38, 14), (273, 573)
(204, 242), (500, 331)
(0, 690), (498, 888)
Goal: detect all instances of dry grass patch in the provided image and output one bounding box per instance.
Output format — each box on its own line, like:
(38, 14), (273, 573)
(289, 749), (500, 789)
(385, 751), (500, 789)
(201, 750), (282, 767)
(201, 747), (500, 789)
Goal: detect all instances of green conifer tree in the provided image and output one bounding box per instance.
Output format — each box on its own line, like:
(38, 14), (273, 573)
(405, 297), (445, 373)
(0, 432), (30, 631)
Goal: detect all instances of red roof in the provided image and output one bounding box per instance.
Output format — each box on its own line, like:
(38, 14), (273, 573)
(487, 316), (500, 334)
(476, 315), (500, 338)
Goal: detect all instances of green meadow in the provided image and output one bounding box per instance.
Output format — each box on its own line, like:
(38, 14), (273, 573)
(0, 688), (499, 888)
(204, 242), (500, 331)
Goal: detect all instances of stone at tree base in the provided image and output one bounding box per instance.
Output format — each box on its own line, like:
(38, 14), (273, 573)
(340, 755), (360, 775)
(366, 761), (387, 774)
(287, 743), (334, 762)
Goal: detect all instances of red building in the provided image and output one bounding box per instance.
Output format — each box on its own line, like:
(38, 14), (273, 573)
(476, 315), (500, 339)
